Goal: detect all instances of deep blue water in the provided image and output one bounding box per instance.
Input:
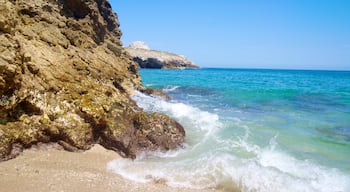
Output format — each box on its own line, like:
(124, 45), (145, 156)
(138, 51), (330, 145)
(109, 68), (350, 192)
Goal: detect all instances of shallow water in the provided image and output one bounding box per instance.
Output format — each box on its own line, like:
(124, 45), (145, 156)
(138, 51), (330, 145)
(108, 68), (350, 192)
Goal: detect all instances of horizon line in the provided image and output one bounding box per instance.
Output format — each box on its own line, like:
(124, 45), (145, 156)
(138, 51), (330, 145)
(197, 66), (350, 72)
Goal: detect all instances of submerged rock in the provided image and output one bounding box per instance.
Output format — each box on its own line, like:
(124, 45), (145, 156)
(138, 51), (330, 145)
(125, 41), (199, 69)
(0, 0), (185, 161)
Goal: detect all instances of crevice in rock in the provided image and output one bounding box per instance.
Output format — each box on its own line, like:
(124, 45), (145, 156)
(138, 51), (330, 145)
(99, 136), (136, 159)
(19, 9), (38, 17)
(7, 100), (43, 122)
(42, 5), (53, 13)
(61, 0), (90, 19)
(127, 63), (138, 74)
(112, 81), (126, 93)
(76, 110), (107, 142)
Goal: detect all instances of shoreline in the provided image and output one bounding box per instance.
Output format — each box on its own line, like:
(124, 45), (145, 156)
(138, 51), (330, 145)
(0, 144), (221, 192)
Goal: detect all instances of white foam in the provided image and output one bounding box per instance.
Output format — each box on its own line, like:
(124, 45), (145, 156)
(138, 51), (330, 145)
(108, 135), (350, 192)
(230, 135), (350, 192)
(107, 91), (350, 192)
(162, 85), (180, 92)
(131, 91), (220, 134)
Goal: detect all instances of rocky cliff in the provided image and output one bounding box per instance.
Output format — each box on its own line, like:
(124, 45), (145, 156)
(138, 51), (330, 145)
(0, 0), (185, 161)
(125, 41), (199, 69)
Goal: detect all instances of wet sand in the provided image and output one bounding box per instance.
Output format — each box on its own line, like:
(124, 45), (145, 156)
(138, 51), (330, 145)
(0, 144), (220, 192)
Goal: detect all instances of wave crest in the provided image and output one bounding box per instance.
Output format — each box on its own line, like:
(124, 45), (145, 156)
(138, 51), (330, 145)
(107, 91), (350, 192)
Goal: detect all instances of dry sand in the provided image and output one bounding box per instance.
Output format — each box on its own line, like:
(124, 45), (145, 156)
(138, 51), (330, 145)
(0, 144), (221, 192)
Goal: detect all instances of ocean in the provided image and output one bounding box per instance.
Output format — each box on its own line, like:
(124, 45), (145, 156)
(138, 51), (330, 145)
(108, 68), (350, 192)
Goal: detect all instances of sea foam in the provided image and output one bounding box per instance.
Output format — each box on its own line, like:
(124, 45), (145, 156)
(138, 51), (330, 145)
(163, 85), (180, 92)
(108, 91), (350, 192)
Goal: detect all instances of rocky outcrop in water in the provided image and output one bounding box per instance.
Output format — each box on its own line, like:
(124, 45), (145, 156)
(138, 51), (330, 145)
(125, 41), (199, 69)
(0, 0), (185, 161)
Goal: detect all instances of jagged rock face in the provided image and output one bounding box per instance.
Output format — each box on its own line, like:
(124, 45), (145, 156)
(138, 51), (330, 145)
(0, 0), (185, 161)
(126, 42), (199, 69)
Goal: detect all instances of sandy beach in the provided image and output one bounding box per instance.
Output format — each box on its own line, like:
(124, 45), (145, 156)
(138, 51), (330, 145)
(0, 144), (220, 192)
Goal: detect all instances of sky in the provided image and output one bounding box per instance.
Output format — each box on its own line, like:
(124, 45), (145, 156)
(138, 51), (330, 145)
(110, 0), (350, 70)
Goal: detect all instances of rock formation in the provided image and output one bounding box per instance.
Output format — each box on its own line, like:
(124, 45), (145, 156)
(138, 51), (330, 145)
(125, 41), (199, 69)
(0, 0), (185, 161)
(129, 41), (150, 50)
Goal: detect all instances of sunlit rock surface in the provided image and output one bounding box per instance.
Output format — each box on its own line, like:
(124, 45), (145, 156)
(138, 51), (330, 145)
(0, 0), (185, 161)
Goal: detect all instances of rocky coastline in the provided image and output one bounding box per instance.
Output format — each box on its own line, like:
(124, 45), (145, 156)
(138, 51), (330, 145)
(0, 0), (185, 161)
(126, 41), (199, 69)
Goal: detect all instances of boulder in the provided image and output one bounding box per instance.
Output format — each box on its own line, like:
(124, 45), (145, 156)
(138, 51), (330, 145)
(0, 0), (185, 161)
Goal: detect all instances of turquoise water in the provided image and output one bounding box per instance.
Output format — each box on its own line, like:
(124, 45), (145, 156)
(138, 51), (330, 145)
(108, 68), (350, 192)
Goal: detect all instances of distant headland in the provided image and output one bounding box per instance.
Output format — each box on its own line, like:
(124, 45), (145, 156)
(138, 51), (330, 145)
(125, 41), (199, 69)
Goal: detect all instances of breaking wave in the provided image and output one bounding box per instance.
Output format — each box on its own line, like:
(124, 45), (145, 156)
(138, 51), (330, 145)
(108, 92), (350, 192)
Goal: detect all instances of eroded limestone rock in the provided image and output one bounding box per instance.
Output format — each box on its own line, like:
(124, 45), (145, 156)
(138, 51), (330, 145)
(0, 0), (185, 161)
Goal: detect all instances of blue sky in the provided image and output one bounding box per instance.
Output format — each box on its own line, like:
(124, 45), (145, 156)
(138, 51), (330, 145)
(110, 0), (350, 70)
